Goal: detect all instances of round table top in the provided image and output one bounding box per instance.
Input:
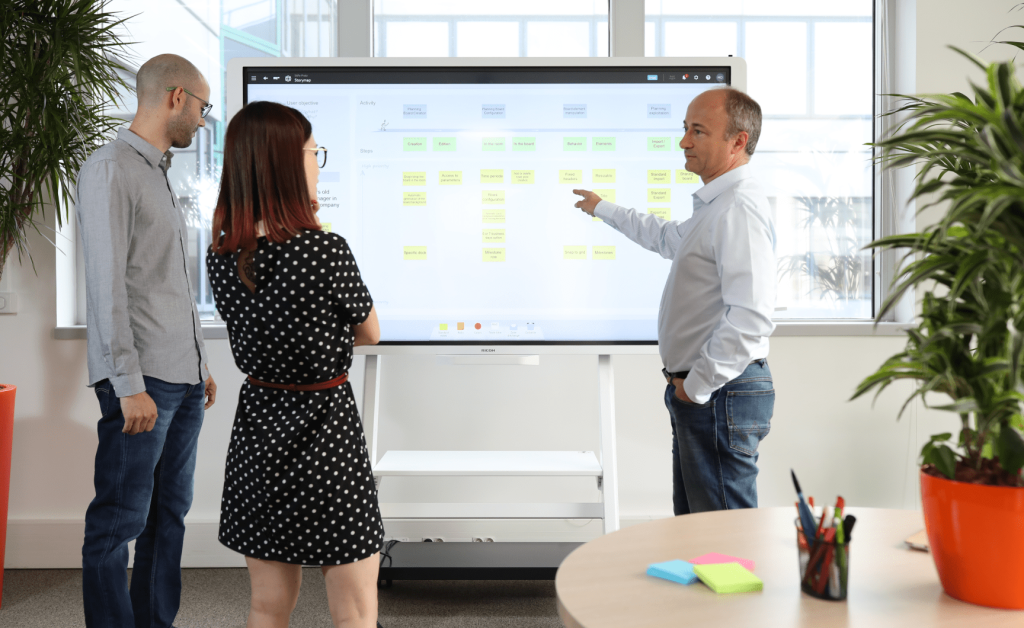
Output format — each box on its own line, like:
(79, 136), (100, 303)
(555, 507), (1024, 628)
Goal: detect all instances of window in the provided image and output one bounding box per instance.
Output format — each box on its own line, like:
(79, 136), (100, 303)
(373, 1), (609, 58)
(84, 1), (879, 327)
(105, 0), (337, 321)
(647, 1), (875, 319)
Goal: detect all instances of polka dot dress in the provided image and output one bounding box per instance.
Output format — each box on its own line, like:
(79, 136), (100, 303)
(206, 230), (384, 565)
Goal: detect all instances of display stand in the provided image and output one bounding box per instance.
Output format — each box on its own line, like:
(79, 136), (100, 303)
(362, 354), (619, 581)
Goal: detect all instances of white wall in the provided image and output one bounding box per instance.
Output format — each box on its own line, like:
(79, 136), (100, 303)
(2, 0), (1015, 568)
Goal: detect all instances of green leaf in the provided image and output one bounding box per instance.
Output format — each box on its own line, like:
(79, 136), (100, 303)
(997, 427), (1024, 476)
(923, 444), (959, 479)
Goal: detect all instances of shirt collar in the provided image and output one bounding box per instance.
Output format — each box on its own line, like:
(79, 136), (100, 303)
(117, 127), (173, 171)
(693, 164), (752, 205)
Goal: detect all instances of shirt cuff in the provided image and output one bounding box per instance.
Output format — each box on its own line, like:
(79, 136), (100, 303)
(593, 199), (619, 221)
(110, 372), (147, 398)
(682, 376), (713, 405)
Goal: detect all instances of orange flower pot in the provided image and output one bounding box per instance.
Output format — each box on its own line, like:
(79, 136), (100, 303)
(0, 384), (15, 610)
(920, 469), (1024, 609)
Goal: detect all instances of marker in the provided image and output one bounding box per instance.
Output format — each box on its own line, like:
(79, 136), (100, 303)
(790, 470), (817, 546)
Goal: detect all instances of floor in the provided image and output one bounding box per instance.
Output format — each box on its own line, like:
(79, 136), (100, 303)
(0, 568), (565, 627)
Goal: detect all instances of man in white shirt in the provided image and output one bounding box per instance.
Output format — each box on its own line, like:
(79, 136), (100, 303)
(573, 88), (776, 514)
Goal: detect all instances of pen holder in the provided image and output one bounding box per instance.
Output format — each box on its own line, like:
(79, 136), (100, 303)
(795, 519), (849, 601)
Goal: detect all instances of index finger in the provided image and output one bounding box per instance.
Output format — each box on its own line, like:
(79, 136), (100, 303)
(571, 189), (590, 197)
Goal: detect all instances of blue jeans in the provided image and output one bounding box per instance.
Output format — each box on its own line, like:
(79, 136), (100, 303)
(82, 376), (205, 628)
(665, 360), (774, 515)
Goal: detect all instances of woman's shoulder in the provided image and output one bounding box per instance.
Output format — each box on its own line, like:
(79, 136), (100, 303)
(292, 229), (351, 251)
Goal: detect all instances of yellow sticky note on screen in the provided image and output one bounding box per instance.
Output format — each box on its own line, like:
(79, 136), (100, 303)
(480, 169), (504, 183)
(648, 207), (670, 220)
(593, 169), (616, 183)
(482, 248), (506, 262)
(648, 188), (670, 203)
(402, 171), (426, 186)
(482, 190), (505, 204)
(593, 246), (616, 260)
(563, 245), (587, 260)
(676, 169), (700, 184)
(483, 229), (505, 243)
(439, 171), (462, 185)
(648, 169), (671, 184)
(559, 170), (583, 184)
(403, 192), (427, 206)
(403, 246), (427, 260)
(483, 209), (505, 223)
(593, 189), (616, 203)
(512, 170), (535, 184)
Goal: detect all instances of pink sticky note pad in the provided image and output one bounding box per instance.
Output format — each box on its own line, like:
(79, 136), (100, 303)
(689, 552), (755, 572)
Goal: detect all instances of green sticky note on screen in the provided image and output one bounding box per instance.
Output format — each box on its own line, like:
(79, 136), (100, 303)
(693, 563), (763, 594)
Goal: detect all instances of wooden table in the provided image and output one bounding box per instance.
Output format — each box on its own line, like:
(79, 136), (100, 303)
(556, 507), (1024, 627)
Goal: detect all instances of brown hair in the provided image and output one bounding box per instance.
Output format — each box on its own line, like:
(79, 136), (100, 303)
(212, 101), (320, 254)
(721, 88), (762, 157)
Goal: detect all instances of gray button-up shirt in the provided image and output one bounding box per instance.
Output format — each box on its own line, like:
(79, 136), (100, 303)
(76, 128), (209, 397)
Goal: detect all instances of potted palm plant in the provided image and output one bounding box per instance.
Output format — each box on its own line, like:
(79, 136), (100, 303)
(0, 0), (131, 608)
(853, 49), (1024, 609)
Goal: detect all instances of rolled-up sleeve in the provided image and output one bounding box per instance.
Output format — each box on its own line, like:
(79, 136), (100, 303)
(682, 198), (776, 404)
(77, 160), (145, 397)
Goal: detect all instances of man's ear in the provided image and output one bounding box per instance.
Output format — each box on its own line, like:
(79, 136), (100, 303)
(731, 131), (749, 156)
(168, 87), (185, 112)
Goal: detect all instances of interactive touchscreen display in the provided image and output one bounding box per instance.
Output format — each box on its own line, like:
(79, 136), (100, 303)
(244, 66), (731, 343)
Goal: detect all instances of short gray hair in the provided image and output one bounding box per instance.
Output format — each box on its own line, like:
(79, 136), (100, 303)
(722, 88), (762, 157)
(136, 54), (204, 108)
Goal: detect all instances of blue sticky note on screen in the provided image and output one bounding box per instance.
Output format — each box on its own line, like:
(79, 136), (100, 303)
(646, 559), (698, 585)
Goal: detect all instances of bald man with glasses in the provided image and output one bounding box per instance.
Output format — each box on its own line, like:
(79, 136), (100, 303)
(77, 53), (217, 628)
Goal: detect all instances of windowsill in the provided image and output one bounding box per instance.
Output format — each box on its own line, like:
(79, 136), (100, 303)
(53, 321), (911, 341)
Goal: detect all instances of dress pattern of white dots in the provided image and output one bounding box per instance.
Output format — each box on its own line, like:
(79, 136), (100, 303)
(206, 230), (383, 565)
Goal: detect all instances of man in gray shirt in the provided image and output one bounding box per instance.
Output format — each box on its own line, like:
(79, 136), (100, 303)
(77, 54), (217, 628)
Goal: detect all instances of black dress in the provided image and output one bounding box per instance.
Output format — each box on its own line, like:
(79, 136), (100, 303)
(206, 230), (384, 565)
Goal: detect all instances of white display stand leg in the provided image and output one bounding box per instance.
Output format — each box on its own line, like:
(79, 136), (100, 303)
(597, 354), (620, 534)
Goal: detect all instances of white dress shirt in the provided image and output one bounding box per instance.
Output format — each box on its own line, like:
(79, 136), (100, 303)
(594, 164), (776, 404)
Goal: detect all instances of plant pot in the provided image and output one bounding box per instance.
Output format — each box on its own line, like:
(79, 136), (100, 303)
(920, 469), (1024, 609)
(0, 384), (15, 609)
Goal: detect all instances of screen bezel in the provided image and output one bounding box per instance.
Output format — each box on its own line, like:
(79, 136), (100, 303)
(226, 56), (746, 355)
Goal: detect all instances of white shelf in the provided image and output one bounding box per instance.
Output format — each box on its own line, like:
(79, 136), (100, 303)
(373, 450), (602, 477)
(380, 502), (604, 519)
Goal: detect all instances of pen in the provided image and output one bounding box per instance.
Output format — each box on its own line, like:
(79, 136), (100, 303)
(790, 470), (818, 546)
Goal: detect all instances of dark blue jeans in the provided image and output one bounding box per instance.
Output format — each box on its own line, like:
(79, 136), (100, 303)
(82, 376), (205, 628)
(665, 360), (774, 515)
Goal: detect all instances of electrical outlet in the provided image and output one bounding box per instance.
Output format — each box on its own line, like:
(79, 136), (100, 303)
(0, 292), (17, 314)
(421, 537), (445, 543)
(471, 537), (496, 543)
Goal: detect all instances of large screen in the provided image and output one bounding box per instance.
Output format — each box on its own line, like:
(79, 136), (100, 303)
(239, 61), (740, 345)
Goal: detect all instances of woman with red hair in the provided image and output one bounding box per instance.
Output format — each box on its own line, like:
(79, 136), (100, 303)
(207, 101), (383, 628)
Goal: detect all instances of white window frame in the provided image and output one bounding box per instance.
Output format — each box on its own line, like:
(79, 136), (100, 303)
(54, 0), (910, 340)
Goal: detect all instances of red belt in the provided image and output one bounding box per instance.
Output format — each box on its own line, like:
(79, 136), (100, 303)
(247, 372), (348, 392)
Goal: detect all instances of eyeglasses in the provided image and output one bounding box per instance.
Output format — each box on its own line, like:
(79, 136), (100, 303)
(166, 86), (213, 118)
(304, 146), (328, 169)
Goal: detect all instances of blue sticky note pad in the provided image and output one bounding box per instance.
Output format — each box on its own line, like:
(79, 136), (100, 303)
(646, 559), (698, 585)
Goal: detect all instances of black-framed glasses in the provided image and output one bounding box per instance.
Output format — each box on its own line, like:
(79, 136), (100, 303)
(304, 146), (328, 169)
(166, 86), (213, 118)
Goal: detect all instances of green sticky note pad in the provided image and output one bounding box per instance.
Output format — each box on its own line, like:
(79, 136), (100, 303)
(693, 563), (763, 594)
